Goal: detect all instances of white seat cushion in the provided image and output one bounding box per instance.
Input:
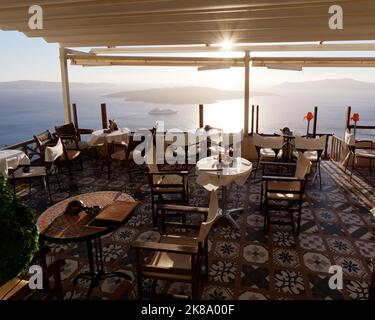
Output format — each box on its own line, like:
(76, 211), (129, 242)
(260, 148), (282, 159)
(266, 181), (301, 200)
(293, 150), (318, 161)
(356, 149), (375, 159)
(149, 235), (197, 270)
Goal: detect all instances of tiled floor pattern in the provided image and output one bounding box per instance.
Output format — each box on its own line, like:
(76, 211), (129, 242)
(21, 158), (375, 300)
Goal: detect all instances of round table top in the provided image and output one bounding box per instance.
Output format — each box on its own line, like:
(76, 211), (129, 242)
(37, 191), (134, 243)
(197, 156), (252, 176)
(196, 156), (252, 191)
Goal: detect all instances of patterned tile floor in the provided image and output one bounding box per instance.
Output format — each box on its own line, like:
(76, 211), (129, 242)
(20, 157), (375, 300)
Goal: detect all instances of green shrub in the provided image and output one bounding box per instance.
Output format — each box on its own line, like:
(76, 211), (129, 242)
(0, 176), (39, 283)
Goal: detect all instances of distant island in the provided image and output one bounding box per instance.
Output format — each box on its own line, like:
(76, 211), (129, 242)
(272, 78), (375, 93)
(105, 86), (275, 104)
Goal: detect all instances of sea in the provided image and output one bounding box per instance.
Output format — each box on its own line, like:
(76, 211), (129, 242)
(0, 86), (374, 147)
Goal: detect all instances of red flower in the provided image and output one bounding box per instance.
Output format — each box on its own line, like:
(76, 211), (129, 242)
(351, 113), (360, 123)
(304, 112), (314, 122)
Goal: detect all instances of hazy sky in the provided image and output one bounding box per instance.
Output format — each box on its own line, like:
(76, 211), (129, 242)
(1, 31), (375, 90)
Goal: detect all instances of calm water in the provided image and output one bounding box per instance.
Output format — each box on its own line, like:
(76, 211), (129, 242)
(0, 87), (374, 147)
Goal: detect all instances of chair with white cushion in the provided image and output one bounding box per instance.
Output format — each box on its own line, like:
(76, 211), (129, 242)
(344, 130), (375, 180)
(253, 133), (284, 179)
(9, 139), (64, 202)
(260, 153), (311, 234)
(293, 135), (327, 189)
(145, 148), (189, 226)
(132, 191), (219, 300)
(107, 134), (142, 181)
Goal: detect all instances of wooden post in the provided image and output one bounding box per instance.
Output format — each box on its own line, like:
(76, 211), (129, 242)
(256, 105), (260, 133)
(312, 106), (318, 137)
(250, 105), (254, 134)
(244, 51), (250, 135)
(59, 47), (72, 124)
(72, 103), (79, 129)
(346, 106), (352, 132)
(199, 104), (204, 128)
(101, 103), (108, 129)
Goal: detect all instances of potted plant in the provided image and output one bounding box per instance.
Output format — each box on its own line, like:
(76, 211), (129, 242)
(304, 112), (314, 136)
(351, 113), (360, 137)
(0, 176), (39, 285)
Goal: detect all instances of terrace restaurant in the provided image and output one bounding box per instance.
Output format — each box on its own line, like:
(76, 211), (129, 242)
(0, 0), (375, 301)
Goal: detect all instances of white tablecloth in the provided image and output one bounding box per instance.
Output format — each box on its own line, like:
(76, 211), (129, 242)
(87, 128), (131, 146)
(0, 150), (30, 177)
(196, 156), (252, 191)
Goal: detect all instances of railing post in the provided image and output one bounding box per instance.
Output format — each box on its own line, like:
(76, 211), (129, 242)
(101, 103), (108, 129)
(256, 105), (260, 134)
(199, 104), (204, 128)
(346, 106), (352, 132)
(244, 51), (250, 135)
(251, 105), (254, 134)
(72, 103), (79, 129)
(313, 106), (318, 137)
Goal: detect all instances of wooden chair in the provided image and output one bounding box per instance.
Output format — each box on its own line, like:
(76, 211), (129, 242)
(51, 130), (83, 177)
(131, 191), (219, 300)
(107, 134), (142, 181)
(158, 203), (210, 234)
(260, 153), (311, 234)
(0, 246), (65, 300)
(253, 133), (284, 179)
(9, 138), (65, 202)
(145, 149), (189, 226)
(344, 130), (375, 180)
(34, 130), (81, 180)
(55, 122), (93, 151)
(293, 135), (327, 189)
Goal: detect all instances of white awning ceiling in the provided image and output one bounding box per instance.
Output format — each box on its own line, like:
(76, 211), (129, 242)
(1, 0), (375, 47)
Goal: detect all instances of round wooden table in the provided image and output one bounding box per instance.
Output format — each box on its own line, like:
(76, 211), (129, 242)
(37, 191), (135, 298)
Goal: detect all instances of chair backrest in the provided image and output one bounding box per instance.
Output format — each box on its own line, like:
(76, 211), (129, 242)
(344, 130), (356, 147)
(34, 130), (54, 152)
(55, 123), (79, 138)
(295, 135), (327, 151)
(44, 138), (64, 163)
(294, 153), (312, 179)
(198, 191), (219, 243)
(144, 147), (159, 174)
(253, 133), (283, 149)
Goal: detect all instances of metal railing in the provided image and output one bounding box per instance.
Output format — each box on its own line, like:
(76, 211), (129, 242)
(0, 139), (41, 163)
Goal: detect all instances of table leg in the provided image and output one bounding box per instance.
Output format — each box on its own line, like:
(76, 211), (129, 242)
(73, 238), (132, 299)
(217, 185), (241, 229)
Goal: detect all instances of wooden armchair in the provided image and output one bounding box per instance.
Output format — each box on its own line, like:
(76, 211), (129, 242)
(260, 153), (311, 234)
(9, 135), (64, 202)
(53, 129), (83, 176)
(145, 149), (189, 226)
(131, 191), (219, 300)
(344, 130), (374, 180)
(107, 134), (142, 181)
(293, 135), (327, 189)
(34, 130), (82, 180)
(253, 133), (284, 179)
(0, 246), (65, 300)
(55, 122), (93, 151)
